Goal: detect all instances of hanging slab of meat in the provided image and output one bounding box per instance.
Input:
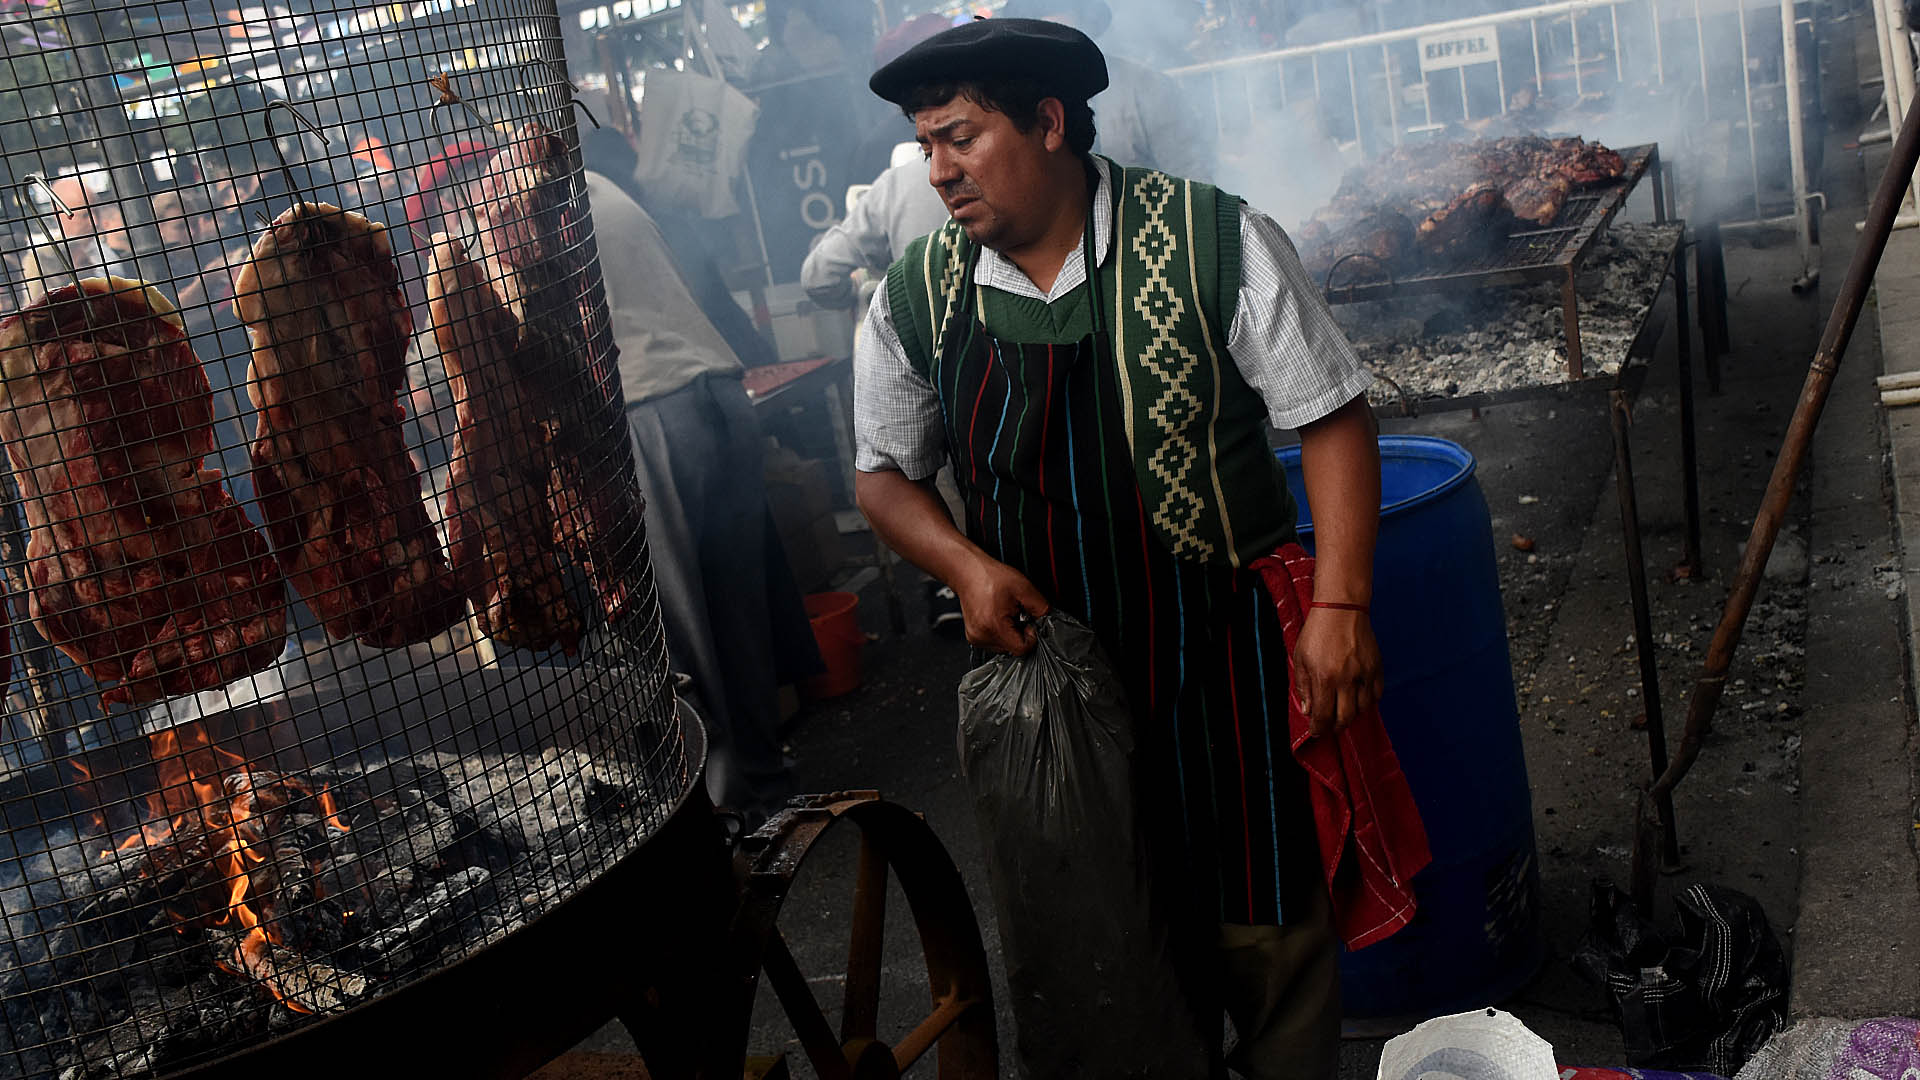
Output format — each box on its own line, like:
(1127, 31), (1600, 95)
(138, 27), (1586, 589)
(0, 278), (287, 707)
(234, 204), (464, 648)
(470, 123), (646, 624)
(425, 233), (583, 654)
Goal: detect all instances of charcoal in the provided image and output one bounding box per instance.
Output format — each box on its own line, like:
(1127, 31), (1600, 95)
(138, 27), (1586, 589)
(582, 778), (636, 820)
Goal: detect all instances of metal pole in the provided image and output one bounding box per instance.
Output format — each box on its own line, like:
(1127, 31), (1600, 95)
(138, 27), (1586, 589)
(1868, 0), (1907, 153)
(1651, 0), (1666, 82)
(1737, 0), (1762, 220)
(1779, 0), (1818, 280)
(1694, 0), (1710, 121)
(1573, 11), (1587, 97)
(1886, 0), (1918, 121)
(1495, 33), (1509, 110)
(1673, 245), (1703, 578)
(1532, 19), (1545, 99)
(1638, 87), (1920, 903)
(1612, 3), (1625, 81)
(1348, 50), (1365, 144)
(1610, 388), (1681, 871)
(1385, 44), (1403, 143)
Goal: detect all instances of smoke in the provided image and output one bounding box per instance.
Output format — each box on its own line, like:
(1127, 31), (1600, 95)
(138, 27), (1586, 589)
(1087, 0), (1795, 231)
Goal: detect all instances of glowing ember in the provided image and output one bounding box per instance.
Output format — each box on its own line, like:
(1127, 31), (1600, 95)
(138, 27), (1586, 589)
(82, 723), (361, 1013)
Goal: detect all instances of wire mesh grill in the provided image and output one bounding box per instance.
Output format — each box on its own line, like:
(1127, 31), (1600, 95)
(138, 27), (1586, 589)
(0, 1), (686, 1074)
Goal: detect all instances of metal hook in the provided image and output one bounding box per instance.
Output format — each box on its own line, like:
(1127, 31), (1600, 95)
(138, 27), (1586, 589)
(428, 72), (502, 145)
(18, 174), (78, 280)
(516, 59), (600, 131)
(264, 100), (328, 216)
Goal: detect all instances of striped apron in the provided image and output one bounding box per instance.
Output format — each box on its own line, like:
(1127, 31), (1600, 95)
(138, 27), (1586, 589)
(933, 284), (1316, 928)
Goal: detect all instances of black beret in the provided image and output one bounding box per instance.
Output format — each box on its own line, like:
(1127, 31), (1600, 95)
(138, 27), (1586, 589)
(868, 17), (1109, 108)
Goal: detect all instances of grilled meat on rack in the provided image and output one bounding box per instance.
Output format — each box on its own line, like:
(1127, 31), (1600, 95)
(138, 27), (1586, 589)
(1296, 207), (1415, 285)
(425, 233), (584, 655)
(1413, 181), (1512, 263)
(0, 278), (287, 706)
(470, 123), (646, 624)
(1299, 135), (1629, 282)
(234, 204), (464, 648)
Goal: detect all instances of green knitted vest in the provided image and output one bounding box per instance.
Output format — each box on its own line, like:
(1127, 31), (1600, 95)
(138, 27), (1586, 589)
(886, 158), (1296, 569)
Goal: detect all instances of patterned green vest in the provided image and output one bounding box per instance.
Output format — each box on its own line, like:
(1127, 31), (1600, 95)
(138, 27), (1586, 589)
(886, 158), (1296, 569)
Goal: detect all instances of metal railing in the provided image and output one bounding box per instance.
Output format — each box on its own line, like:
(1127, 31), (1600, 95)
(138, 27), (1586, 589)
(1170, 0), (1823, 273)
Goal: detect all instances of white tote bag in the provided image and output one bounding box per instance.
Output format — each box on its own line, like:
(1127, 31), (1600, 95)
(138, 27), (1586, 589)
(633, 68), (758, 219)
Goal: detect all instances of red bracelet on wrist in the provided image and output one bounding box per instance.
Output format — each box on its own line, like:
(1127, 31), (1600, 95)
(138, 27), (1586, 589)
(1310, 601), (1369, 613)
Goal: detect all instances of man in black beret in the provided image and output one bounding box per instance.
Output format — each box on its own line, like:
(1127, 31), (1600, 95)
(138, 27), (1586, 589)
(853, 16), (1403, 1080)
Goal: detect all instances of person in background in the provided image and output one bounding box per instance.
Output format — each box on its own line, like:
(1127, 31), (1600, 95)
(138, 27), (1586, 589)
(798, 12), (966, 636)
(800, 9), (955, 312)
(16, 175), (135, 304)
(854, 19), (1385, 1077)
(582, 163), (822, 827)
(582, 126), (779, 370)
(999, 0), (1219, 181)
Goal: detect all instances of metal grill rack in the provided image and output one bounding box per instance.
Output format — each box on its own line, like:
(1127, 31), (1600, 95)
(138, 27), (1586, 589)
(0, 1), (688, 1075)
(1325, 143), (1666, 379)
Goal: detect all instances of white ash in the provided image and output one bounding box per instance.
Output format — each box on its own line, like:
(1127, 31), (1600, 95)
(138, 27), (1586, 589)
(1332, 223), (1685, 404)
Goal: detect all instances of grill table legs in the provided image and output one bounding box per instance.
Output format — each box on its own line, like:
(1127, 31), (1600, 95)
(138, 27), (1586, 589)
(1675, 262), (1705, 579)
(1610, 390), (1683, 872)
(1605, 250), (1702, 875)
(1563, 270), (1585, 381)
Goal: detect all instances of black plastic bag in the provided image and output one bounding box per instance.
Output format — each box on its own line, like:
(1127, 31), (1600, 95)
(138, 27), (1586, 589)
(956, 613), (1207, 1080)
(1573, 880), (1788, 1076)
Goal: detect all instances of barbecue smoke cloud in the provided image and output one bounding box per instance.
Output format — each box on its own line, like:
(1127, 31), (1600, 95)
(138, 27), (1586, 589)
(1093, 0), (1702, 230)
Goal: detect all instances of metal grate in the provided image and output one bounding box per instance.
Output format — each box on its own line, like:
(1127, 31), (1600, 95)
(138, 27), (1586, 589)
(1325, 144), (1659, 304)
(0, 1), (684, 1075)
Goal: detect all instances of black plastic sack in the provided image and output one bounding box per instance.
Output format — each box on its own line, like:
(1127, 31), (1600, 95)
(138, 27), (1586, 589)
(1573, 880), (1788, 1076)
(956, 612), (1208, 1080)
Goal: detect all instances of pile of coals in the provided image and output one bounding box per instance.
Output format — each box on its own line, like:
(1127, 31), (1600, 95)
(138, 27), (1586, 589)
(1331, 223), (1684, 405)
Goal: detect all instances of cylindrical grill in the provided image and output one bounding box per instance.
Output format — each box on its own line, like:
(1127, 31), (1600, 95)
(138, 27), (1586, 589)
(0, 1), (686, 1075)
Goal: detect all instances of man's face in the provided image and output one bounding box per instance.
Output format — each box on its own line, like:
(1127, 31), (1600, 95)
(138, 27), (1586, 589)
(915, 93), (1064, 253)
(152, 195), (190, 247)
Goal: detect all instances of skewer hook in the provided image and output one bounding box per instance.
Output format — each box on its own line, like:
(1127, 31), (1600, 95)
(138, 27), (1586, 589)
(429, 72), (502, 145)
(263, 100), (329, 216)
(18, 174), (79, 281)
(516, 59), (600, 132)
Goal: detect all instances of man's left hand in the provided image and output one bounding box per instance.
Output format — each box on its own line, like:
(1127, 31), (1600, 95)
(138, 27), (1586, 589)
(1292, 607), (1385, 738)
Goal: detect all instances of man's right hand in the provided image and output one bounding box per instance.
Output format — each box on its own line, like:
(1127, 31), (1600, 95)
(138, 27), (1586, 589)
(953, 556), (1051, 657)
(854, 469), (1051, 656)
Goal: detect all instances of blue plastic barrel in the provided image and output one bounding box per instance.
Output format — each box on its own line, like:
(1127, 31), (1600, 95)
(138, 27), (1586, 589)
(1275, 435), (1543, 1020)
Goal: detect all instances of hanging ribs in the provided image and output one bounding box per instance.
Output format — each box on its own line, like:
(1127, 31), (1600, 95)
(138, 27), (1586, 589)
(234, 204), (464, 648)
(0, 277), (287, 707)
(425, 232), (584, 654)
(469, 123), (645, 624)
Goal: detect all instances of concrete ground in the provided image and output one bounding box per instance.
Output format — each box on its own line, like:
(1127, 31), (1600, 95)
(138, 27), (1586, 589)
(563, 12), (1920, 1075)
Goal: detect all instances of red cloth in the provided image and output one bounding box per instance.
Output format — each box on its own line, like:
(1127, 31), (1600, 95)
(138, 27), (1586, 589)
(1251, 543), (1432, 950)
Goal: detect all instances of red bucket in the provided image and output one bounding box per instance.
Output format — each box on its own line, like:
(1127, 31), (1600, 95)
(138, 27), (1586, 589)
(801, 592), (863, 701)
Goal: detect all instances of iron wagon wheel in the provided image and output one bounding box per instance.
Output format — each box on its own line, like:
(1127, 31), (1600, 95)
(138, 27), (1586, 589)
(724, 791), (997, 1080)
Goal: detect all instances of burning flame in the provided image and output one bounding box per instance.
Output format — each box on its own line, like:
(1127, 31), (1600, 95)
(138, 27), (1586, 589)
(83, 724), (353, 1014)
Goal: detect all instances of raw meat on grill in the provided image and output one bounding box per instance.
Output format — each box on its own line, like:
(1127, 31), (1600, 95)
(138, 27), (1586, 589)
(1298, 135), (1629, 283)
(0, 277), (287, 706)
(234, 204), (464, 648)
(469, 123), (646, 624)
(426, 232), (584, 654)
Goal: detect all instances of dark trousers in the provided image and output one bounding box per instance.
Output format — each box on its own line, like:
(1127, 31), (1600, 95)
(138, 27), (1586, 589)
(625, 375), (812, 818)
